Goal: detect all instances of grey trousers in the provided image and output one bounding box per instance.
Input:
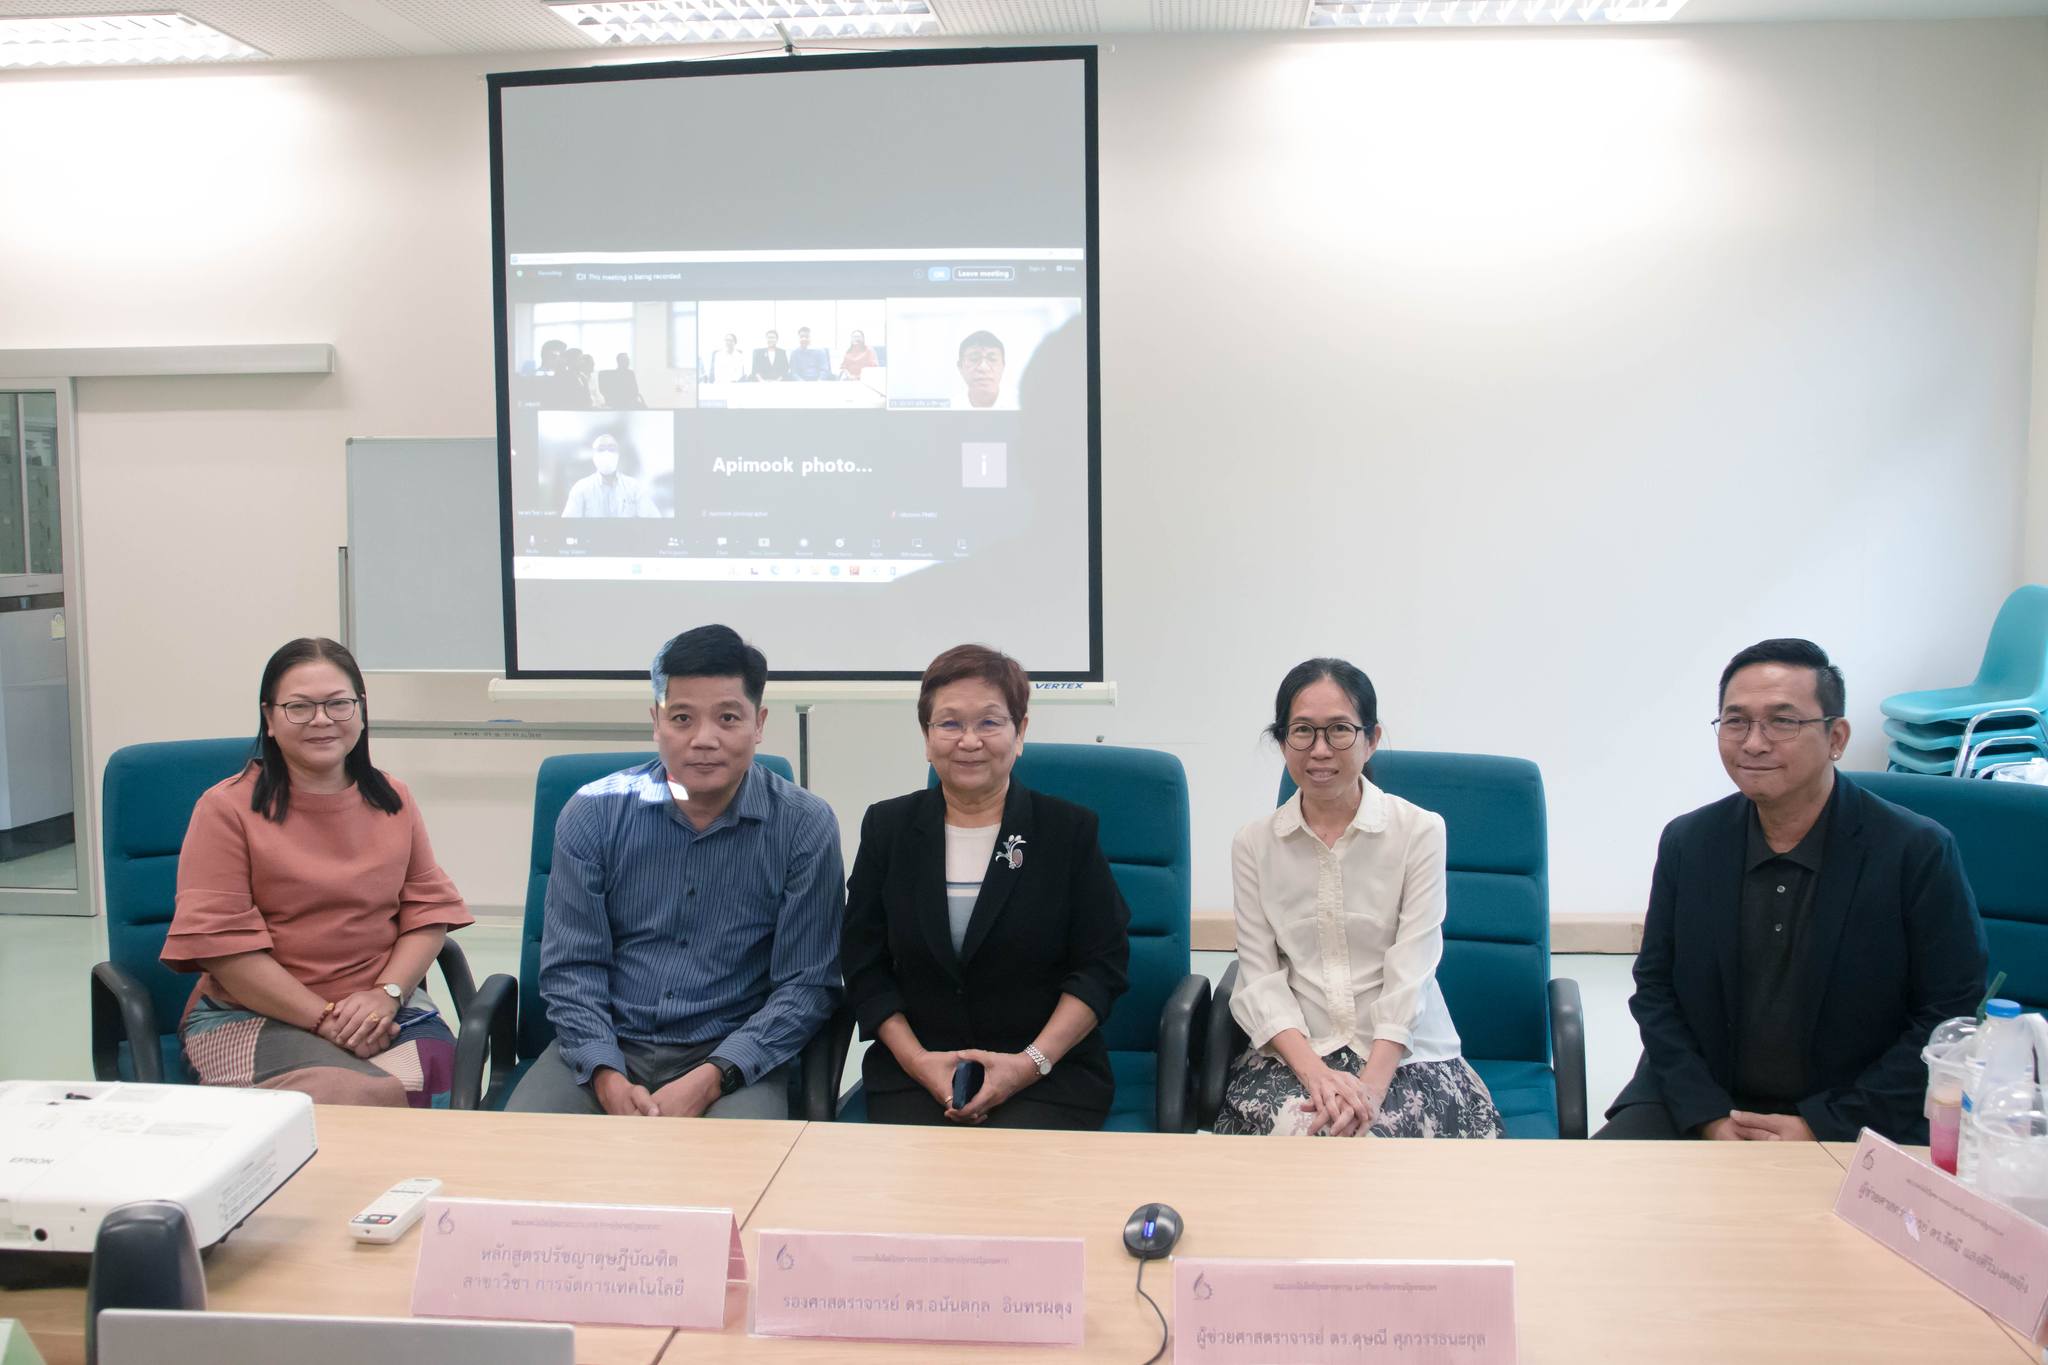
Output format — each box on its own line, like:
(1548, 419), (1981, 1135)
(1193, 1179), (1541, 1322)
(505, 1038), (792, 1119)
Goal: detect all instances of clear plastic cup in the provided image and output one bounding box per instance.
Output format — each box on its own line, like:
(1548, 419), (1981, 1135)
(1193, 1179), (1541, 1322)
(1929, 1016), (1981, 1057)
(1973, 1077), (2048, 1225)
(1924, 1016), (1981, 1175)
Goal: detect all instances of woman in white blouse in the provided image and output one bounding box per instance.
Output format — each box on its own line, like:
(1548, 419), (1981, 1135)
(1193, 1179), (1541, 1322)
(1214, 658), (1502, 1138)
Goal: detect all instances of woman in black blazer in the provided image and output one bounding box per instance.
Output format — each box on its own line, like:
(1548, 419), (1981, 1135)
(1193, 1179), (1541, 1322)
(842, 644), (1130, 1129)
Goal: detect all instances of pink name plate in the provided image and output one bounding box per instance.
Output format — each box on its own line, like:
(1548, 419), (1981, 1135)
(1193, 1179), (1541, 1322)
(750, 1228), (1085, 1346)
(1172, 1259), (1517, 1364)
(411, 1197), (745, 1330)
(1834, 1128), (2048, 1340)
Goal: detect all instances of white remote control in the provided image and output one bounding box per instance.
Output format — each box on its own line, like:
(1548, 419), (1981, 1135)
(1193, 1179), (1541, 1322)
(348, 1176), (442, 1243)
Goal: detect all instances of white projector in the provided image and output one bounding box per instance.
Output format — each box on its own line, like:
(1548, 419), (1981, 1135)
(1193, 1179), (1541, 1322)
(0, 1081), (317, 1253)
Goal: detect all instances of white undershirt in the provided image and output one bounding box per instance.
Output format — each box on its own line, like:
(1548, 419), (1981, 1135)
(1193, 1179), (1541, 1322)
(943, 823), (1003, 954)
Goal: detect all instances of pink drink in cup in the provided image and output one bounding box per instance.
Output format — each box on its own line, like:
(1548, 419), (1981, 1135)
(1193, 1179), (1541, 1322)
(1931, 1097), (1963, 1174)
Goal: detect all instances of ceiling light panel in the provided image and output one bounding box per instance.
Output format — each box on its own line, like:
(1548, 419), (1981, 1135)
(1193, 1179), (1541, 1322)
(931, 0), (1098, 34)
(1151, 0), (1308, 31)
(0, 10), (265, 65)
(1307, 0), (1689, 25)
(547, 1), (942, 44)
(356, 0), (590, 52)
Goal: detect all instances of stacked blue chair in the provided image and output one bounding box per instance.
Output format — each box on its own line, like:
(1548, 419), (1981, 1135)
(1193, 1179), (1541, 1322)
(1851, 771), (2048, 1012)
(94, 738), (478, 1085)
(835, 742), (1212, 1131)
(452, 750), (850, 1118)
(1881, 585), (2048, 777)
(1197, 750), (1586, 1139)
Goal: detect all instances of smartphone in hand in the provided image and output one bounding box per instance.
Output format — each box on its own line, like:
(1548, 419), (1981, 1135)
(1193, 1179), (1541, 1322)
(951, 1059), (986, 1110)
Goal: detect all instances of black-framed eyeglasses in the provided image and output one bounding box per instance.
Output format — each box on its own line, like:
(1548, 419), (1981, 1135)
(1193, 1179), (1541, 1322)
(1711, 714), (1839, 741)
(1285, 722), (1366, 751)
(269, 697), (362, 725)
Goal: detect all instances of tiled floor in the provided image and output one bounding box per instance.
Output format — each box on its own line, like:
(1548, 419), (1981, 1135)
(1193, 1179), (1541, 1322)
(0, 843), (80, 891)
(0, 912), (100, 1079)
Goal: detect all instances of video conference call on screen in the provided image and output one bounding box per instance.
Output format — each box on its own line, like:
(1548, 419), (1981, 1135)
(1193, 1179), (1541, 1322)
(493, 53), (1099, 678)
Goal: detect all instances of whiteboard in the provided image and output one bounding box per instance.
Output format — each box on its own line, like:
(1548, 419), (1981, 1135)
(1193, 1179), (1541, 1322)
(344, 437), (502, 672)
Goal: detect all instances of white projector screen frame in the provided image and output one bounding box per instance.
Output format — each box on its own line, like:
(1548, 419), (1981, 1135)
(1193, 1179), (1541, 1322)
(488, 47), (1103, 682)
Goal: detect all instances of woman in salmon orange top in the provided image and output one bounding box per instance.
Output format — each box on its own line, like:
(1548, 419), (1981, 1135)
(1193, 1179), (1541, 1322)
(161, 637), (473, 1106)
(839, 329), (879, 380)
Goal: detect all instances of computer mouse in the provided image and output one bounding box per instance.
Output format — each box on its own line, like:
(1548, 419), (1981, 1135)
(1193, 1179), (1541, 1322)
(1122, 1203), (1182, 1260)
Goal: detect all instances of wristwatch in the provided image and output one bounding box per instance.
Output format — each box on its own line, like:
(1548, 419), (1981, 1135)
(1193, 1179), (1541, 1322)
(1024, 1044), (1052, 1077)
(378, 983), (403, 1005)
(709, 1057), (745, 1096)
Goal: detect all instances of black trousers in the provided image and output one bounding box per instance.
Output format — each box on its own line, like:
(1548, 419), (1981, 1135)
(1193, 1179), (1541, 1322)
(1593, 1101), (1688, 1140)
(1595, 1092), (1801, 1140)
(867, 1087), (1105, 1131)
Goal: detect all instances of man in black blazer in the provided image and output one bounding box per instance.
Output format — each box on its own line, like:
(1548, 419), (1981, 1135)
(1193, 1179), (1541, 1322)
(751, 330), (789, 383)
(1600, 638), (1986, 1144)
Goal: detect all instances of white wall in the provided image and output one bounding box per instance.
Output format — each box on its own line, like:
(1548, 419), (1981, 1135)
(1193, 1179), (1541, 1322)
(0, 22), (2044, 923)
(2032, 123), (2048, 585)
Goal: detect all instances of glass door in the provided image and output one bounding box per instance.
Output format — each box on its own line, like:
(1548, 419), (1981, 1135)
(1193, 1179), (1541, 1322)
(0, 389), (84, 910)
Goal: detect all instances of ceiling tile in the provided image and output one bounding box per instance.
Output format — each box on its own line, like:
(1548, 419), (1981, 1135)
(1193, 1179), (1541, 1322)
(1, 0), (2040, 66)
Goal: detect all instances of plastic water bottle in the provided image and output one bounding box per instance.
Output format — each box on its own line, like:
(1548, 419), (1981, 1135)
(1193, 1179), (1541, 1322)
(1958, 1000), (2035, 1187)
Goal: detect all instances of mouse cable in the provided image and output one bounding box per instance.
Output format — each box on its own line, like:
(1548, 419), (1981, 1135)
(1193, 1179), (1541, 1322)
(1136, 1257), (1169, 1365)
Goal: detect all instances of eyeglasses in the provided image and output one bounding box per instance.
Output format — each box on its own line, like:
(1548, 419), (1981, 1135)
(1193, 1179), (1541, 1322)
(269, 697), (361, 724)
(1285, 722), (1366, 751)
(1711, 715), (1838, 741)
(927, 716), (1013, 742)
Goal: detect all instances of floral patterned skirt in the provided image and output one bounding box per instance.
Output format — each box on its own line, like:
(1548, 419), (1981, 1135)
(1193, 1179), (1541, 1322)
(1212, 1045), (1503, 1138)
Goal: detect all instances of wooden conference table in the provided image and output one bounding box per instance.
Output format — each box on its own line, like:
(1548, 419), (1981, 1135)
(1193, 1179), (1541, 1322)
(8, 1107), (2036, 1364)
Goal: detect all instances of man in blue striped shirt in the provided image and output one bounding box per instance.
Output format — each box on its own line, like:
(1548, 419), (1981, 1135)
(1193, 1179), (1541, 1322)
(507, 625), (844, 1119)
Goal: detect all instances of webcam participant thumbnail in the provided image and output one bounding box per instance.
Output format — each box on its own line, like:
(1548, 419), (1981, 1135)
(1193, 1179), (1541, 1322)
(698, 300), (889, 410)
(513, 301), (699, 410)
(886, 297), (1081, 412)
(537, 411), (676, 519)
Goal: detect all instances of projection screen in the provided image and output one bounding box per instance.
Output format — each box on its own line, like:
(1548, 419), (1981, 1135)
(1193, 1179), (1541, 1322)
(489, 47), (1100, 680)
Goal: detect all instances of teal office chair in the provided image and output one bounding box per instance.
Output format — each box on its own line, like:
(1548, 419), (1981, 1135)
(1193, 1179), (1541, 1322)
(835, 743), (1211, 1131)
(93, 738), (478, 1085)
(1850, 771), (2048, 1012)
(453, 751), (849, 1118)
(1881, 585), (2048, 776)
(1197, 750), (1587, 1139)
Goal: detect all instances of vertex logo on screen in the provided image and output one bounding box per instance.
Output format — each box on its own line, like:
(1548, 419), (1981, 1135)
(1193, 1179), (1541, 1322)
(1033, 682), (1084, 690)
